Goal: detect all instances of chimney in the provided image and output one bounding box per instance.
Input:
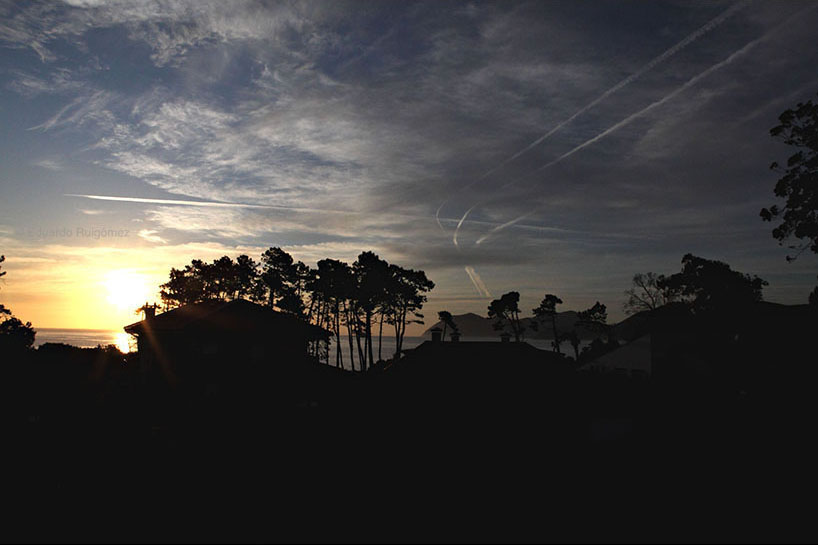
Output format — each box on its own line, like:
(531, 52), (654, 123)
(430, 327), (443, 343)
(500, 332), (511, 343)
(450, 331), (461, 342)
(143, 303), (156, 321)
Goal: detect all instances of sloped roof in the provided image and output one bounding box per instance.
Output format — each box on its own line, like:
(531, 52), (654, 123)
(124, 299), (329, 338)
(393, 340), (570, 376)
(582, 335), (651, 373)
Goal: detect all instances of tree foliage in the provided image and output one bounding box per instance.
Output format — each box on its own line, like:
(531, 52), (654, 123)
(0, 254), (36, 352)
(384, 263), (434, 356)
(623, 272), (675, 315)
(437, 310), (459, 341)
(577, 301), (608, 341)
(0, 255), (7, 317)
(658, 254), (767, 313)
(760, 92), (818, 260)
(160, 255), (262, 308)
(488, 291), (525, 341)
(0, 316), (35, 352)
(156, 247), (434, 370)
(759, 92), (818, 303)
(532, 294), (563, 353)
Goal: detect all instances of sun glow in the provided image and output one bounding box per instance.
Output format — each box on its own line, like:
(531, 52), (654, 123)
(114, 332), (133, 353)
(104, 269), (153, 312)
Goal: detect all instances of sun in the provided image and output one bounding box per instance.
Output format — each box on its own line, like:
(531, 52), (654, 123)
(104, 269), (153, 312)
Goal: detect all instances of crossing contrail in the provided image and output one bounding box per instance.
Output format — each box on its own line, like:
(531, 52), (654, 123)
(452, 204), (479, 248)
(476, 212), (533, 245)
(66, 193), (583, 237)
(436, 0), (751, 235)
(475, 2), (818, 245)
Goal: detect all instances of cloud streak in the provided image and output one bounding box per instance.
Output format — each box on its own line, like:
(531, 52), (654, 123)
(464, 266), (492, 298)
(471, 2), (818, 244)
(440, 0), (751, 237)
(2, 1), (818, 326)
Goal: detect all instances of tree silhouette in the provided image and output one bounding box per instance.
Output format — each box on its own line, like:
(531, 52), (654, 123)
(0, 255), (7, 317)
(385, 264), (434, 357)
(658, 254), (767, 314)
(577, 301), (608, 342)
(0, 254), (35, 352)
(160, 256), (260, 308)
(160, 263), (203, 308)
(760, 92), (818, 259)
(437, 310), (458, 342)
(0, 317), (35, 352)
(759, 92), (818, 303)
(260, 247), (296, 310)
(314, 259), (353, 369)
(353, 251), (390, 369)
(532, 294), (563, 354)
(488, 291), (525, 342)
(154, 248), (435, 369)
(235, 254), (263, 302)
(623, 272), (675, 315)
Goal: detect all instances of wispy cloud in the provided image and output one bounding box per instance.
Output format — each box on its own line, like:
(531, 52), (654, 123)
(2, 0), (818, 326)
(473, 3), (818, 243)
(137, 229), (166, 244)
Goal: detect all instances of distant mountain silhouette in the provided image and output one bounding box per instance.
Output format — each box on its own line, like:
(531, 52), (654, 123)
(425, 311), (599, 339)
(425, 309), (694, 341)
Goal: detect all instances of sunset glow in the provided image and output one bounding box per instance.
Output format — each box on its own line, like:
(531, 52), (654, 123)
(114, 332), (133, 354)
(104, 270), (152, 312)
(0, 0), (816, 334)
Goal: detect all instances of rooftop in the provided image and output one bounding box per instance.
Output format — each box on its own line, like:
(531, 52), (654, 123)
(124, 299), (330, 339)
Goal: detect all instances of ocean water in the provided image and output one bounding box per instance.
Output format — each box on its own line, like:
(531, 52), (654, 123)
(35, 328), (135, 353)
(33, 329), (592, 365)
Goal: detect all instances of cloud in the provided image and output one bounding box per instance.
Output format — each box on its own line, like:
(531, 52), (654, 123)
(469, 3), (818, 243)
(32, 158), (64, 170)
(2, 0), (818, 326)
(137, 229), (167, 244)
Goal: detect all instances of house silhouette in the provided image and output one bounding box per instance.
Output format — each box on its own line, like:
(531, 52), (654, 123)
(382, 332), (573, 410)
(124, 299), (331, 400)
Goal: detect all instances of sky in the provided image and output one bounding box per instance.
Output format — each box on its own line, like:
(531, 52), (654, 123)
(1, 0), (817, 332)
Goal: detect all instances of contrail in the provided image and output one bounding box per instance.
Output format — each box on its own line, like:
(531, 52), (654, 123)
(436, 0), (751, 234)
(477, 2), (818, 244)
(69, 193), (458, 222)
(476, 212), (534, 245)
(66, 193), (349, 213)
(434, 201), (447, 231)
(66, 193), (574, 236)
(452, 204), (478, 248)
(502, 0), (751, 165)
(464, 266), (492, 298)
(69, 194), (500, 297)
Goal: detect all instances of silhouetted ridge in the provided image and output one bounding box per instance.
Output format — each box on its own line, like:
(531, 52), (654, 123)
(425, 311), (595, 339)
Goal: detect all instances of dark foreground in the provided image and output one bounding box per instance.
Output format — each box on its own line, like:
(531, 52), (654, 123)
(3, 345), (817, 544)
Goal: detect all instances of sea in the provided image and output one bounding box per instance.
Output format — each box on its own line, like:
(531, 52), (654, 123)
(34, 328), (592, 369)
(35, 328), (135, 354)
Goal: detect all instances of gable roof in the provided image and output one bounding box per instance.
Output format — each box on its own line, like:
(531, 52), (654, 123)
(581, 335), (652, 374)
(124, 299), (329, 338)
